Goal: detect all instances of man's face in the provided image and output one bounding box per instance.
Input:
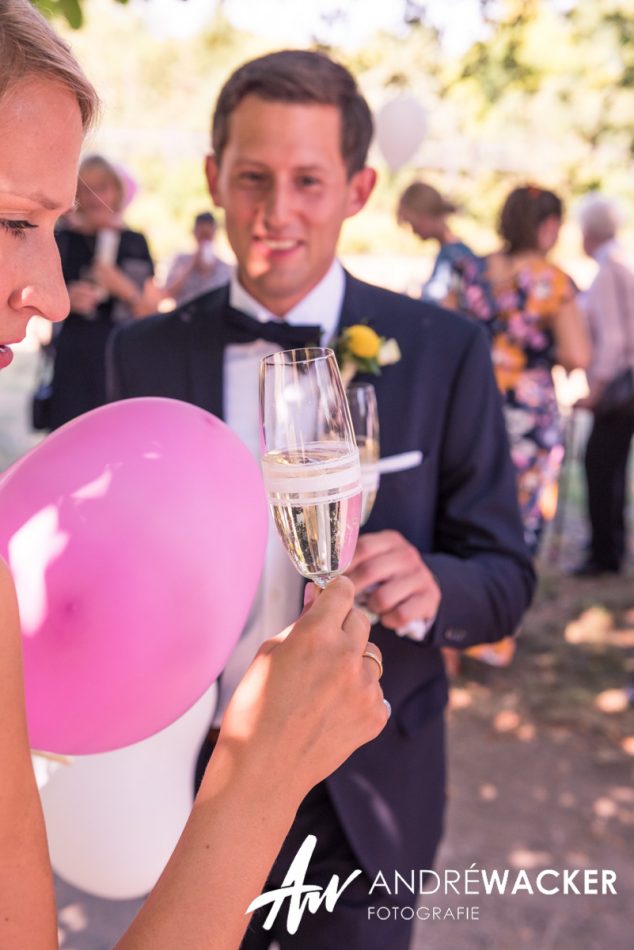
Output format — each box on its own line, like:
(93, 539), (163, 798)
(207, 96), (375, 316)
(194, 222), (215, 246)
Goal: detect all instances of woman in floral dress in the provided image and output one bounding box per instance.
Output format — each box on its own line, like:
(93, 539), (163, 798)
(447, 186), (591, 555)
(434, 186), (590, 673)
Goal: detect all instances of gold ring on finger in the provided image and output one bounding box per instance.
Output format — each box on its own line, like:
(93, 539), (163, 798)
(362, 649), (383, 679)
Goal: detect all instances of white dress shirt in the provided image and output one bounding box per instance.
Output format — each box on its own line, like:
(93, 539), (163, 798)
(213, 261), (345, 723)
(581, 241), (634, 386)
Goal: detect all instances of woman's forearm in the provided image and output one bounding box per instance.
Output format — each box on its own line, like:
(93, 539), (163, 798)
(0, 562), (57, 950)
(114, 739), (301, 950)
(115, 578), (386, 949)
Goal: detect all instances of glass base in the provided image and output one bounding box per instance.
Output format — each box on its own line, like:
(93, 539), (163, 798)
(312, 573), (339, 589)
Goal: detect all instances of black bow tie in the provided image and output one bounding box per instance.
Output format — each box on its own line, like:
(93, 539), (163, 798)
(224, 306), (322, 350)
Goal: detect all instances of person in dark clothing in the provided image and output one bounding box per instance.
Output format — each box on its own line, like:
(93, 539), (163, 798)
(574, 194), (634, 575)
(47, 154), (153, 430)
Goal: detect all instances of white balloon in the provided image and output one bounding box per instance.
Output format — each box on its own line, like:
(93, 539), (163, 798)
(375, 95), (428, 171)
(40, 683), (217, 900)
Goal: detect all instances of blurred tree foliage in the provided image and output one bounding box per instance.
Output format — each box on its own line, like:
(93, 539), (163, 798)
(451, 0), (634, 197)
(33, 0), (128, 29)
(43, 0), (634, 280)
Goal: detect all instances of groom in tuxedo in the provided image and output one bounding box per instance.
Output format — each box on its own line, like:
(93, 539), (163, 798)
(108, 51), (534, 949)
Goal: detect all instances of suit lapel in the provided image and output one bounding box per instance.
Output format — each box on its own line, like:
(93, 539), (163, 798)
(337, 271), (387, 399)
(187, 286), (230, 419)
(337, 271), (366, 334)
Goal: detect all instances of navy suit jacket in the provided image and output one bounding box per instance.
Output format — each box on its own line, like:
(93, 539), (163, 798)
(108, 273), (535, 877)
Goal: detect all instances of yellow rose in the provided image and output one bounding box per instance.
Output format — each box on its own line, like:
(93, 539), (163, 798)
(345, 325), (381, 359)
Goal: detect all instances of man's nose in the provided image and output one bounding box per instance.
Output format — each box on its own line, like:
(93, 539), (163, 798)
(262, 181), (294, 231)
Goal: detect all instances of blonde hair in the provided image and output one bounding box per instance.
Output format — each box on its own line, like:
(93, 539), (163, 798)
(398, 181), (457, 218)
(0, 0), (99, 130)
(78, 154), (125, 212)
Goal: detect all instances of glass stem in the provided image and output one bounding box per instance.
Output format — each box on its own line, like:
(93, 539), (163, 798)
(314, 574), (337, 589)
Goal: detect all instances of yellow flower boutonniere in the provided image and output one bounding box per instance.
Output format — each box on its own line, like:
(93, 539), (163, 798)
(334, 323), (401, 386)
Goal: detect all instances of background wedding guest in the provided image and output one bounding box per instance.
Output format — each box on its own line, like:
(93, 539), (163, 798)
(445, 185), (591, 556)
(433, 185), (591, 672)
(397, 180), (477, 306)
(46, 154), (154, 430)
(573, 194), (634, 576)
(162, 211), (232, 306)
(108, 49), (535, 950)
(0, 5), (387, 949)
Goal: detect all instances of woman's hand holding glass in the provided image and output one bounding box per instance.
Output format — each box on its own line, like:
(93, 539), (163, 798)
(216, 577), (388, 800)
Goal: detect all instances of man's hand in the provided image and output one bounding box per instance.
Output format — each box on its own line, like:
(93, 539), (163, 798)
(574, 380), (606, 412)
(346, 530), (441, 632)
(194, 246), (215, 272)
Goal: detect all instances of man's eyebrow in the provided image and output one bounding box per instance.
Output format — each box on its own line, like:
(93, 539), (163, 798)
(234, 159), (267, 168)
(234, 159), (328, 171)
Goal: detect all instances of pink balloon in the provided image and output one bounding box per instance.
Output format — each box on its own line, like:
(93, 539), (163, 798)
(0, 398), (267, 754)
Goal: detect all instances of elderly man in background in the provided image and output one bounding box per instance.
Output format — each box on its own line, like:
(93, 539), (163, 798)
(575, 194), (634, 576)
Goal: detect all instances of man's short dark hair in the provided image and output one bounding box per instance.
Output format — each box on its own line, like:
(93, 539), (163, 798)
(194, 211), (216, 228)
(212, 50), (374, 178)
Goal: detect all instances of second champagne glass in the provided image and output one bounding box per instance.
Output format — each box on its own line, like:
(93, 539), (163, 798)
(347, 381), (380, 525)
(260, 347), (362, 588)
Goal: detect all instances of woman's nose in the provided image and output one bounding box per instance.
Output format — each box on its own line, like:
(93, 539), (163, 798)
(10, 242), (70, 324)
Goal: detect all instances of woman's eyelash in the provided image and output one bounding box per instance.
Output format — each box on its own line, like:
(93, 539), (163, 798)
(0, 220), (37, 239)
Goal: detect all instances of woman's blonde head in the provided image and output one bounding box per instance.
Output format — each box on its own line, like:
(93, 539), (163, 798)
(77, 154), (126, 213)
(398, 182), (457, 221)
(0, 0), (99, 130)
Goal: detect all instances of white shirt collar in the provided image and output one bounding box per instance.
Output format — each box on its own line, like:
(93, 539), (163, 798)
(229, 260), (345, 343)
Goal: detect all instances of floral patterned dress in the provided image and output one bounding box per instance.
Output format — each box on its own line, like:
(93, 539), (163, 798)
(452, 253), (575, 555)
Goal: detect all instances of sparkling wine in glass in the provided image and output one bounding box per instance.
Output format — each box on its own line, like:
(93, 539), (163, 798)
(347, 382), (380, 525)
(260, 347), (362, 588)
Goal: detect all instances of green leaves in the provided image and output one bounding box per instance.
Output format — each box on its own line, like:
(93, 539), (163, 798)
(31, 0), (130, 29)
(59, 0), (83, 29)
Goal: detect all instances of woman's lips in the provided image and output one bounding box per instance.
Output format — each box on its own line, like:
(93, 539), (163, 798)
(0, 345), (14, 370)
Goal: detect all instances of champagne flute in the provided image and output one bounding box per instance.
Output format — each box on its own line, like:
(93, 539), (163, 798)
(347, 382), (380, 525)
(260, 347), (362, 588)
(78, 229), (120, 318)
